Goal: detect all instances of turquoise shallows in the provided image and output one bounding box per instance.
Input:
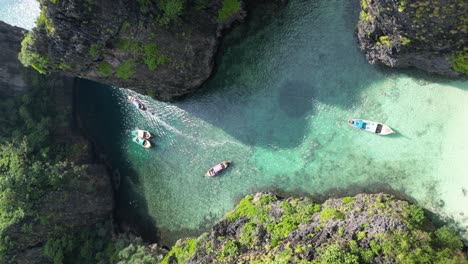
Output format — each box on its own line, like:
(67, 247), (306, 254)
(0, 0), (40, 30)
(75, 0), (468, 246)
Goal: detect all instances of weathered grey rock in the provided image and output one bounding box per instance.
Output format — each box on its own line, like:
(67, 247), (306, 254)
(21, 0), (247, 101)
(357, 0), (467, 76)
(0, 22), (114, 261)
(0, 21), (30, 97)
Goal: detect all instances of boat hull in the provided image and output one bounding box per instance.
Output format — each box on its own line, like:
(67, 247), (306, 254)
(133, 129), (152, 139)
(205, 161), (232, 177)
(348, 119), (394, 135)
(133, 137), (152, 148)
(128, 96), (146, 110)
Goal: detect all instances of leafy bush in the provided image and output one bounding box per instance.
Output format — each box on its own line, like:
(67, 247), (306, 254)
(0, 76), (89, 258)
(317, 244), (360, 264)
(161, 238), (197, 264)
(217, 0), (241, 23)
(116, 59), (137, 80)
(98, 61), (113, 77)
(342, 197), (355, 204)
(88, 43), (103, 57)
(433, 226), (463, 250)
(18, 32), (50, 74)
(320, 208), (346, 221)
(225, 195), (272, 223)
(159, 0), (186, 25)
(143, 43), (167, 70)
(450, 51), (468, 74)
(404, 204), (425, 227)
(217, 240), (239, 260)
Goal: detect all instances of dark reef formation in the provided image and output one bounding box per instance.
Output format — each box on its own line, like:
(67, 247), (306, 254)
(19, 0), (247, 101)
(357, 0), (467, 76)
(0, 21), (30, 97)
(163, 193), (467, 263)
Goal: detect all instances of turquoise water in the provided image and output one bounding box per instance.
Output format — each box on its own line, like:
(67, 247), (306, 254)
(77, 0), (468, 246)
(0, 0), (39, 29)
(4, 0), (467, 246)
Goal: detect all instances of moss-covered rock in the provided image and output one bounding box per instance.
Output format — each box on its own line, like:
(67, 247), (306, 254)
(18, 0), (248, 101)
(163, 193), (467, 263)
(357, 0), (467, 76)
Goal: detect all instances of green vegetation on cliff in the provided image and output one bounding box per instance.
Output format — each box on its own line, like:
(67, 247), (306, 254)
(18, 32), (50, 74)
(0, 75), (87, 258)
(163, 193), (467, 263)
(43, 227), (162, 264)
(0, 72), (159, 263)
(218, 0), (241, 23)
(450, 51), (468, 74)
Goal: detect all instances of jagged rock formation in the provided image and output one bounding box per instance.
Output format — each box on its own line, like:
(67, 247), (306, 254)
(0, 21), (31, 97)
(19, 0), (247, 101)
(357, 0), (467, 76)
(163, 193), (467, 263)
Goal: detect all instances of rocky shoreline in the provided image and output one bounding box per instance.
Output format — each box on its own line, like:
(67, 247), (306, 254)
(163, 193), (467, 263)
(357, 0), (467, 76)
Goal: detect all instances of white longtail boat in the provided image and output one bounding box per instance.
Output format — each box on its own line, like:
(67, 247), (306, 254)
(205, 161), (232, 177)
(133, 137), (152, 148)
(128, 96), (146, 110)
(131, 129), (152, 139)
(347, 119), (395, 135)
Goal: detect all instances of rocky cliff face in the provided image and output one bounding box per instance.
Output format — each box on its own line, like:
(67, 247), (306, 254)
(163, 193), (467, 263)
(19, 0), (247, 101)
(0, 21), (31, 97)
(0, 22), (114, 263)
(357, 0), (467, 76)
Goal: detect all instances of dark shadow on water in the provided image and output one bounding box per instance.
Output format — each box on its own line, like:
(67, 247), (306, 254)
(386, 128), (412, 140)
(76, 79), (161, 243)
(397, 67), (468, 91)
(173, 0), (386, 150)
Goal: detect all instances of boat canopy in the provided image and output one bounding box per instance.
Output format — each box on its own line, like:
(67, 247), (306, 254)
(213, 164), (223, 173)
(136, 138), (145, 145)
(353, 119), (365, 129)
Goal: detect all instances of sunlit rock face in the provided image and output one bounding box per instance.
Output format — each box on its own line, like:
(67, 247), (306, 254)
(19, 0), (249, 101)
(357, 0), (467, 76)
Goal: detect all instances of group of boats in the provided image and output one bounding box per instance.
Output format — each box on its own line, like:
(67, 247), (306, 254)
(127, 95), (233, 176)
(128, 96), (153, 148)
(128, 96), (395, 177)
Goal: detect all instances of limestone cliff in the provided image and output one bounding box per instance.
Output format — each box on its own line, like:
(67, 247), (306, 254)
(0, 21), (31, 97)
(19, 0), (246, 101)
(357, 0), (467, 76)
(0, 22), (114, 263)
(163, 193), (467, 263)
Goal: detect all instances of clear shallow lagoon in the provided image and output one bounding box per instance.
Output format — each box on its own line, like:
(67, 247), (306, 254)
(4, 0), (466, 246)
(77, 0), (468, 246)
(0, 0), (39, 29)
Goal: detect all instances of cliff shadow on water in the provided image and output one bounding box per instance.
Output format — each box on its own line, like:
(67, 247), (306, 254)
(174, 0), (387, 149)
(75, 79), (163, 243)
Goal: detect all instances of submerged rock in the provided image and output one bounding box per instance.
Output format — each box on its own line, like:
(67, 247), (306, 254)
(357, 0), (467, 76)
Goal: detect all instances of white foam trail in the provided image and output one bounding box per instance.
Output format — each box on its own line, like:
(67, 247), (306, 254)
(122, 89), (242, 148)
